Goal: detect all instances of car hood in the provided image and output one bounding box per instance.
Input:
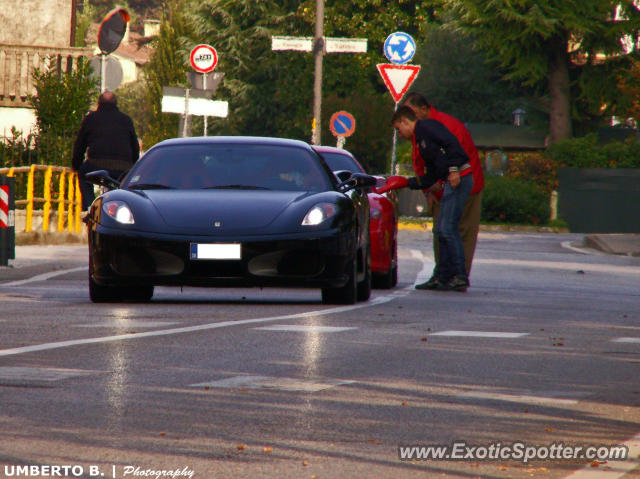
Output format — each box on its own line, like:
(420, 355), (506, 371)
(143, 189), (308, 230)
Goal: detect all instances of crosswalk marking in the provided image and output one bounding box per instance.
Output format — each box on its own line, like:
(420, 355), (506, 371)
(191, 375), (354, 392)
(253, 325), (356, 333)
(611, 337), (640, 343)
(430, 330), (529, 338)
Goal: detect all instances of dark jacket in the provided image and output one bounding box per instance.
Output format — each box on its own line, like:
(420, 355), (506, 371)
(72, 103), (139, 171)
(407, 119), (469, 191)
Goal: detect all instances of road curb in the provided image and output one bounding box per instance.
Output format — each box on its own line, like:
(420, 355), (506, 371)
(16, 231), (87, 246)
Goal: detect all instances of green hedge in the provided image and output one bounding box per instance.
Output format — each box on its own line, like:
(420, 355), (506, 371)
(546, 133), (640, 168)
(481, 175), (550, 225)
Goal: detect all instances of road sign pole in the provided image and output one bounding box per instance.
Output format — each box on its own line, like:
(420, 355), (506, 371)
(311, 0), (324, 146)
(203, 74), (208, 136)
(100, 54), (106, 92)
(182, 89), (190, 138)
(390, 103), (398, 175)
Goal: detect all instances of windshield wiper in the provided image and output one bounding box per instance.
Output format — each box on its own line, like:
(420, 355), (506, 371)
(205, 184), (271, 190)
(129, 183), (174, 190)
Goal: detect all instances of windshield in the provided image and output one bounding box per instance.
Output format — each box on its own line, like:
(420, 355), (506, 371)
(123, 143), (333, 192)
(319, 151), (365, 174)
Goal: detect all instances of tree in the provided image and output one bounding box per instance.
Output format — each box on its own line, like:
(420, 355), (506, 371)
(28, 59), (99, 165)
(442, 0), (640, 143)
(142, 0), (192, 147)
(410, 24), (537, 125)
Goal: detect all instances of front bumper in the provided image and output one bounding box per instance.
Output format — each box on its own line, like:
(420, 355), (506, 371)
(90, 226), (356, 288)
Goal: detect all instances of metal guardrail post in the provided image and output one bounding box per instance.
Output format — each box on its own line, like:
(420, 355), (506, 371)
(0, 174), (16, 266)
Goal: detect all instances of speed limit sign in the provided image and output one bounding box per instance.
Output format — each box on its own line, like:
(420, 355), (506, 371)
(190, 44), (218, 73)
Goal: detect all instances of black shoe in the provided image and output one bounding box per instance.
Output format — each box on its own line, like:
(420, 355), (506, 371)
(415, 276), (442, 290)
(446, 276), (469, 292)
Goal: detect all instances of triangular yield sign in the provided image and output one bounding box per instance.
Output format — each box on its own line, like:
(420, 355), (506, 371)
(377, 64), (421, 103)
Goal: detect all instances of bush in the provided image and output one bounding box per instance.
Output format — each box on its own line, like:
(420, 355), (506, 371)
(504, 151), (559, 194)
(481, 175), (550, 225)
(546, 133), (640, 169)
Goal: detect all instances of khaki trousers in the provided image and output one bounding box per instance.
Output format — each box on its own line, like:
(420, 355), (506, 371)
(430, 191), (482, 276)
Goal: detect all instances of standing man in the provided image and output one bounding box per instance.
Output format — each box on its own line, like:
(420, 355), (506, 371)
(72, 90), (140, 210)
(383, 106), (473, 291)
(402, 92), (484, 289)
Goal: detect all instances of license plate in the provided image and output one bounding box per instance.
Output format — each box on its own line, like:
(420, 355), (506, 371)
(190, 243), (241, 260)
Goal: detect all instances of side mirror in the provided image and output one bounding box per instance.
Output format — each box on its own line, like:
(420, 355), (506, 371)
(337, 172), (377, 193)
(85, 170), (120, 190)
(334, 170), (352, 183)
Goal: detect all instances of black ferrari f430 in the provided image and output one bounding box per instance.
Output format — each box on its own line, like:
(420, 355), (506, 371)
(85, 136), (376, 304)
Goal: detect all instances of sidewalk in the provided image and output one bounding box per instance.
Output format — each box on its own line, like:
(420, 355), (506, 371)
(582, 234), (640, 257)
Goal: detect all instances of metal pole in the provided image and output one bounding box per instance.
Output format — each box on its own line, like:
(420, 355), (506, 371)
(100, 54), (106, 92)
(182, 89), (190, 138)
(311, 0), (324, 146)
(390, 102), (398, 174)
(203, 73), (208, 136)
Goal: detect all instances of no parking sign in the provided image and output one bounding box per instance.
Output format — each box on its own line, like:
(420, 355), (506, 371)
(329, 111), (356, 138)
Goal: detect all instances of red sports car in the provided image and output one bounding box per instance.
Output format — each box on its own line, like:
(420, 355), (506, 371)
(314, 146), (398, 288)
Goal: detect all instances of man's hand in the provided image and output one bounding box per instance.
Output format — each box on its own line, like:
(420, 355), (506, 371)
(448, 171), (460, 188)
(375, 175), (409, 194)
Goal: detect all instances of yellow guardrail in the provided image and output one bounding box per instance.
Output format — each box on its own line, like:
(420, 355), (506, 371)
(0, 165), (82, 233)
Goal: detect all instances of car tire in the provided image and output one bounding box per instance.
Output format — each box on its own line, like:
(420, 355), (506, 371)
(322, 255), (357, 305)
(125, 285), (154, 302)
(89, 274), (125, 303)
(357, 247), (371, 301)
(372, 242), (397, 290)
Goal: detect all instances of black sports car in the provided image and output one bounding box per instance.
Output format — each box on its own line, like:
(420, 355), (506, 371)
(85, 136), (376, 304)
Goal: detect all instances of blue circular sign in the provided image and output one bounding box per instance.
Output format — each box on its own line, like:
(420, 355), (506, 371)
(384, 32), (416, 65)
(330, 111), (356, 137)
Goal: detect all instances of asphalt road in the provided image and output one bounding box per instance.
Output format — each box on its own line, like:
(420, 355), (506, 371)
(0, 230), (639, 479)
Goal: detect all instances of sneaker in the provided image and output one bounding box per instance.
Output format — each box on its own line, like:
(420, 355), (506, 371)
(415, 276), (442, 290)
(446, 276), (469, 292)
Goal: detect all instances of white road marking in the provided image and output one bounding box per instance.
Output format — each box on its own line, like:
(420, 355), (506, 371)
(0, 295), (397, 358)
(254, 325), (356, 333)
(0, 266), (87, 287)
(73, 321), (179, 328)
(411, 249), (433, 286)
(457, 390), (583, 406)
(191, 375), (354, 392)
(0, 366), (100, 383)
(562, 430), (640, 479)
(561, 240), (607, 256)
(430, 330), (530, 338)
(611, 337), (640, 343)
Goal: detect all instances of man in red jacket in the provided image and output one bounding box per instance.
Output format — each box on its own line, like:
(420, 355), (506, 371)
(403, 92), (484, 289)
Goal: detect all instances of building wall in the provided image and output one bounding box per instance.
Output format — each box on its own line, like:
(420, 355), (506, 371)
(0, 108), (37, 139)
(0, 0), (74, 48)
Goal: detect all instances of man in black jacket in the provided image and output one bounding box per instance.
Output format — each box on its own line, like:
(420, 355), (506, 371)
(72, 90), (140, 210)
(383, 106), (474, 291)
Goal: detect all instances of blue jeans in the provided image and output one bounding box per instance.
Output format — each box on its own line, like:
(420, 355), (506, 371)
(433, 174), (473, 282)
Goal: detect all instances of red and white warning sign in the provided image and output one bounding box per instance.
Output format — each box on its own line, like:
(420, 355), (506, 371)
(377, 64), (421, 103)
(0, 185), (9, 228)
(190, 44), (218, 73)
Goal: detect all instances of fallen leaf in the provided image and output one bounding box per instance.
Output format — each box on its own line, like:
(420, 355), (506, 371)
(498, 465), (508, 471)
(237, 444), (246, 451)
(401, 401), (408, 406)
(204, 386), (210, 390)
(545, 427), (554, 432)
(263, 446), (273, 453)
(302, 460), (308, 467)
(421, 337), (428, 342)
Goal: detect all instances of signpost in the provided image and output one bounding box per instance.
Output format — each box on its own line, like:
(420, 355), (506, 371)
(329, 110), (356, 149)
(161, 87), (228, 138)
(189, 44), (219, 136)
(378, 31), (421, 174)
(271, 17), (368, 146)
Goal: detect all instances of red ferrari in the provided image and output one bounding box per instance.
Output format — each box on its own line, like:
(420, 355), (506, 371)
(313, 146), (398, 288)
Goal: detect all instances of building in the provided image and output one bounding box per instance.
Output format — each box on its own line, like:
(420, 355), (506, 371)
(0, 0), (93, 138)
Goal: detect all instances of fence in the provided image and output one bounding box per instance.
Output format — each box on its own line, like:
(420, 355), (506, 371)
(0, 165), (82, 233)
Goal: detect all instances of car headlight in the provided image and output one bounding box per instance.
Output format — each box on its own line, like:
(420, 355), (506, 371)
(302, 203), (337, 226)
(103, 200), (135, 224)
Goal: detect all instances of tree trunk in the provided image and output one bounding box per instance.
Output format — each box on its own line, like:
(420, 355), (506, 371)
(547, 35), (572, 144)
